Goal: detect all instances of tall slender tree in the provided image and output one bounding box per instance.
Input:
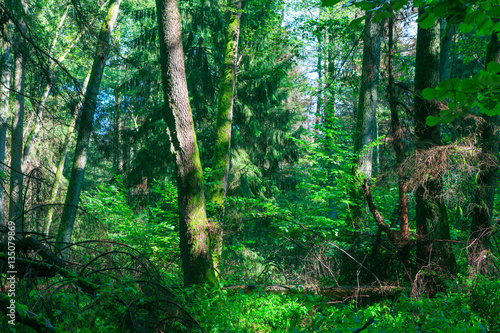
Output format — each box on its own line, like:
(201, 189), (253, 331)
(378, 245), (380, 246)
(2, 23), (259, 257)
(8, 0), (27, 235)
(56, 0), (121, 256)
(208, 0), (242, 273)
(350, 11), (381, 224)
(156, 0), (218, 287)
(0, 17), (12, 224)
(388, 11), (408, 240)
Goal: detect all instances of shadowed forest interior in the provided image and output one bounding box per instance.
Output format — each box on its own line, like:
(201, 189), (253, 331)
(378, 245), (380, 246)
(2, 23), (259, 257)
(1, 0), (500, 331)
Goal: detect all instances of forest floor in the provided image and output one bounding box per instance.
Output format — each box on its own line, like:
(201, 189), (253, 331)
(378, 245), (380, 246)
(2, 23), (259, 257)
(180, 278), (499, 332)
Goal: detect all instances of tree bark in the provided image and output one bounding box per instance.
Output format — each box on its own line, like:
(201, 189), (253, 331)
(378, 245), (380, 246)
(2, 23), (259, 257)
(350, 12), (381, 225)
(468, 32), (500, 276)
(8, 0), (28, 235)
(56, 0), (121, 256)
(156, 0), (218, 287)
(414, 8), (456, 275)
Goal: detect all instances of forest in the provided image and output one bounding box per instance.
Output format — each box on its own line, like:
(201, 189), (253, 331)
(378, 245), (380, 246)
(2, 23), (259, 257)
(0, 0), (500, 331)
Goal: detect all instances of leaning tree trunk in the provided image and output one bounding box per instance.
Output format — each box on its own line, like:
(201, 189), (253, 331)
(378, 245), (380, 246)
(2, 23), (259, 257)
(156, 0), (218, 288)
(468, 32), (500, 276)
(8, 0), (28, 235)
(414, 8), (456, 276)
(0, 24), (13, 224)
(208, 0), (241, 276)
(350, 11), (381, 225)
(56, 0), (121, 257)
(44, 70), (91, 235)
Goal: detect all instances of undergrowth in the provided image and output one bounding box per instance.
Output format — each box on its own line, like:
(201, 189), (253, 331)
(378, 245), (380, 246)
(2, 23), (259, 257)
(178, 278), (498, 333)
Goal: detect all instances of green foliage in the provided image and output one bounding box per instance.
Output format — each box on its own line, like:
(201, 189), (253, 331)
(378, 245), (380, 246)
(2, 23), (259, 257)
(82, 177), (180, 277)
(425, 63), (500, 126)
(167, 279), (500, 332)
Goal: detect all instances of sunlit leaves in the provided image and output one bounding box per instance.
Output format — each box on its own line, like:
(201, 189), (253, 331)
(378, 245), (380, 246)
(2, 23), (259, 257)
(424, 64), (500, 126)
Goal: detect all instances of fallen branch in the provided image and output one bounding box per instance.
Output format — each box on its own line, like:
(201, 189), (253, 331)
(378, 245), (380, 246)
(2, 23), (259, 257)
(224, 284), (404, 299)
(362, 179), (398, 245)
(0, 253), (99, 294)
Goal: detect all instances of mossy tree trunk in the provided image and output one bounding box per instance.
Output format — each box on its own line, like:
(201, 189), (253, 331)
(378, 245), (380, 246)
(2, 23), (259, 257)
(469, 32), (500, 275)
(414, 8), (456, 275)
(56, 0), (121, 256)
(208, 0), (241, 276)
(156, 0), (218, 288)
(350, 11), (381, 225)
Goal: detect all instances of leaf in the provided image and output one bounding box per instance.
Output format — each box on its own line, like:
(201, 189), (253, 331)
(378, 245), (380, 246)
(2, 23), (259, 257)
(422, 88), (437, 100)
(487, 61), (500, 74)
(441, 113), (456, 124)
(426, 116), (441, 127)
(374, 11), (392, 23)
(459, 22), (474, 33)
(321, 0), (342, 6)
(417, 12), (437, 29)
(392, 0), (407, 11)
(349, 16), (366, 29)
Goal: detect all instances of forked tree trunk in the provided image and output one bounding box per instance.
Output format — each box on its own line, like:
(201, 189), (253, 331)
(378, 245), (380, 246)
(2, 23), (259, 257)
(350, 11), (381, 225)
(56, 0), (121, 256)
(414, 8), (456, 275)
(156, 0), (218, 287)
(468, 32), (500, 275)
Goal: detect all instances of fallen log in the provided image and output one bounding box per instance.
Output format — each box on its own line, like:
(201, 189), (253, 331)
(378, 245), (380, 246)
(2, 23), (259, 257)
(225, 284), (404, 300)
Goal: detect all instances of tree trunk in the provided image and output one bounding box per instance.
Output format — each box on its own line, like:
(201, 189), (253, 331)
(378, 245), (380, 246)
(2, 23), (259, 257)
(350, 12), (381, 225)
(388, 13), (408, 240)
(156, 0), (218, 287)
(208, 0), (241, 275)
(414, 8), (456, 275)
(8, 0), (28, 235)
(468, 32), (500, 276)
(56, 0), (121, 256)
(0, 23), (12, 224)
(315, 32), (323, 131)
(439, 18), (454, 83)
(44, 70), (91, 235)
